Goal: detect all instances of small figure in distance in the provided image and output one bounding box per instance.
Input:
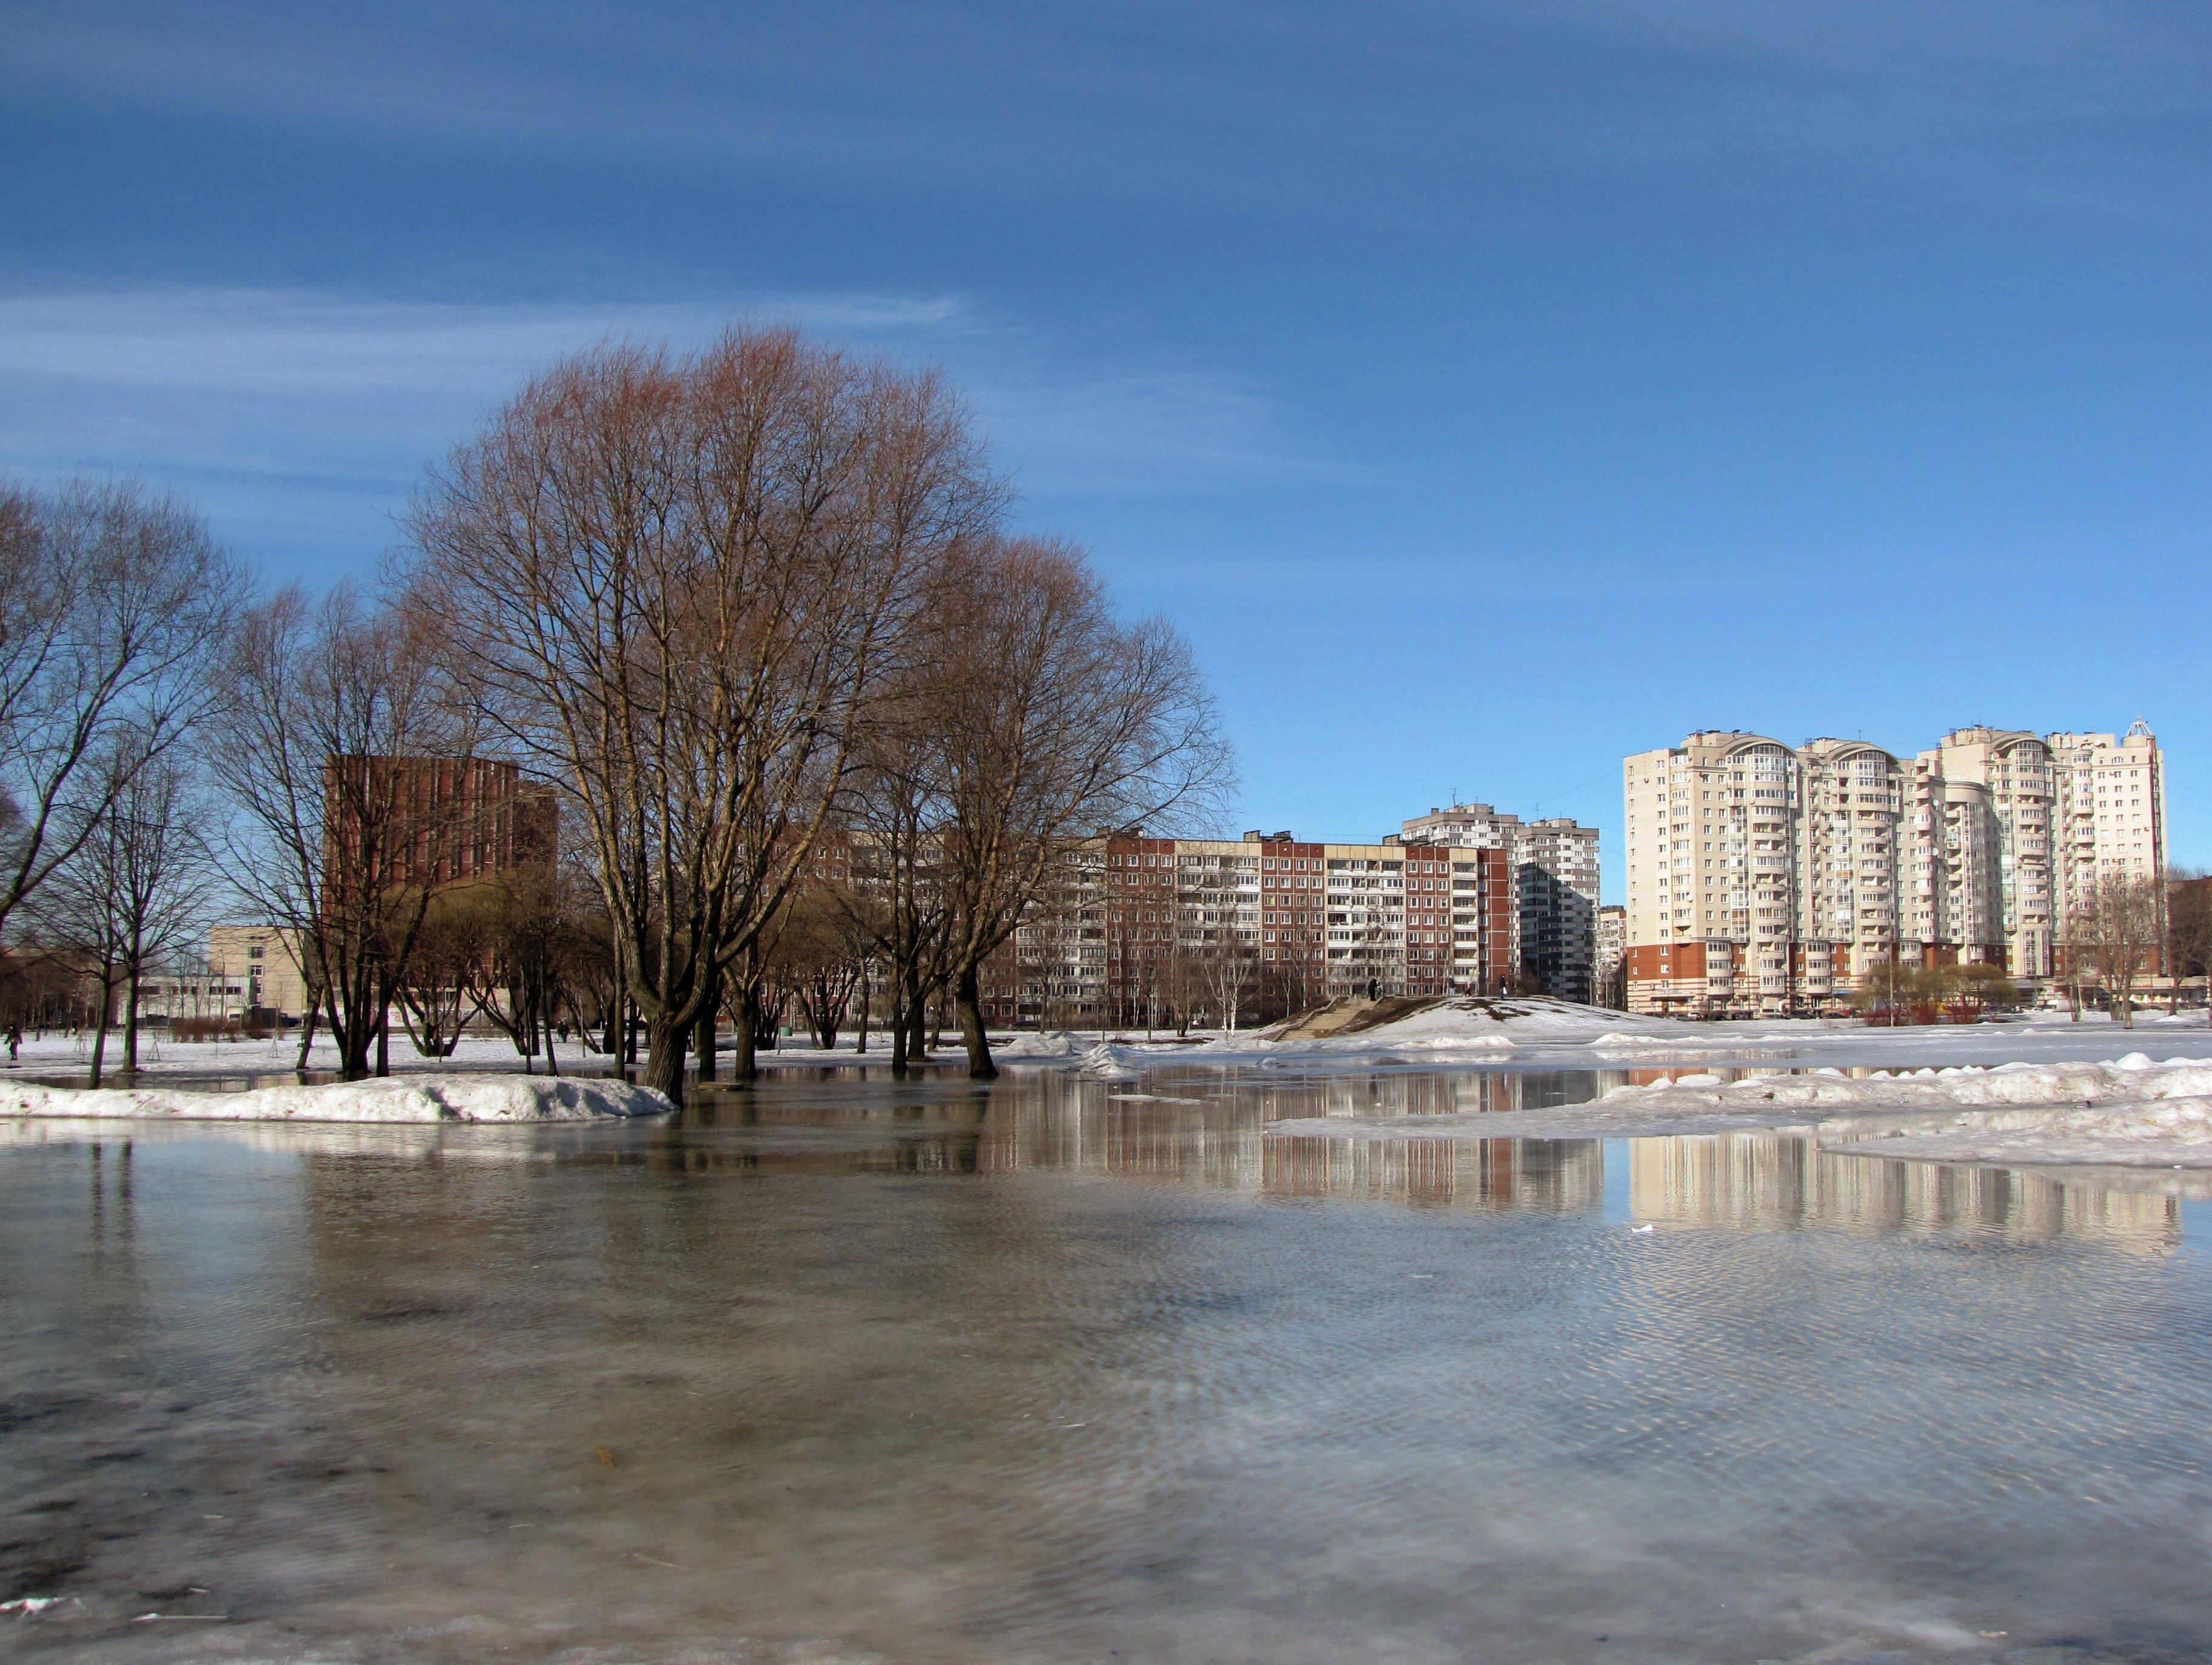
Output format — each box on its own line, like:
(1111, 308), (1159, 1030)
(5, 1023), (19, 1064)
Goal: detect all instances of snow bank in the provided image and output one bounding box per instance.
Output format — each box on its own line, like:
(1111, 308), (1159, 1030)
(1076, 1044), (1143, 1081)
(1591, 1053), (2212, 1115)
(1825, 1101), (2212, 1169)
(1263, 1053), (2212, 1167)
(991, 1032), (1085, 1059)
(1311, 997), (1674, 1050)
(0, 1073), (672, 1123)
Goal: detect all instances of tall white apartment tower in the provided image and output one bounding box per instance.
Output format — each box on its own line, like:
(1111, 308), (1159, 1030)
(1622, 733), (1816, 1012)
(1623, 721), (2160, 1014)
(2049, 721), (2168, 925)
(1917, 729), (2055, 978)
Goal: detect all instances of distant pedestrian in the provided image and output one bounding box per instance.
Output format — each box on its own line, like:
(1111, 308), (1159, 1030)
(5, 1024), (19, 1064)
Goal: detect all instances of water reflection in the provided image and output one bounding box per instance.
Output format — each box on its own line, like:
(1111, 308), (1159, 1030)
(6, 1070), (2212, 1664)
(627, 1069), (2190, 1244)
(1629, 1132), (2182, 1252)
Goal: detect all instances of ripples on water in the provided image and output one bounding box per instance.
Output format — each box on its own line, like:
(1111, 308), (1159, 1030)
(2, 1066), (2210, 1664)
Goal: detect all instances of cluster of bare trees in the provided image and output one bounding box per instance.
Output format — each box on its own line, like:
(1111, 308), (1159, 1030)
(401, 327), (1229, 1099)
(0, 481), (244, 1081)
(2, 330), (1231, 1095)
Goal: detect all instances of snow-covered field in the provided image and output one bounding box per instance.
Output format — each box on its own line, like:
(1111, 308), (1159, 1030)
(1040, 999), (2212, 1078)
(10, 999), (2207, 1086)
(0, 1073), (670, 1123)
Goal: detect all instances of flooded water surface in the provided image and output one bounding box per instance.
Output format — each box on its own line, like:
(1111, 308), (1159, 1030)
(4, 1067), (2211, 1664)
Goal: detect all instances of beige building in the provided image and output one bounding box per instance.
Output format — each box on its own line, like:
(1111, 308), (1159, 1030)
(1623, 722), (2165, 1013)
(2050, 722), (2168, 916)
(205, 926), (312, 1019)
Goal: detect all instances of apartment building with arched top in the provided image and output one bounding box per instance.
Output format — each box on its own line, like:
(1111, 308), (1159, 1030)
(1624, 721), (2163, 1015)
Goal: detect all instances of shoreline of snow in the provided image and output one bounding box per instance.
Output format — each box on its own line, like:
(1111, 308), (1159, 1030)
(1263, 1054), (2212, 1168)
(0, 1073), (673, 1124)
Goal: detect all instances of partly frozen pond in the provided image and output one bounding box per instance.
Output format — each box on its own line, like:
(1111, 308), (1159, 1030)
(5, 1065), (2211, 1664)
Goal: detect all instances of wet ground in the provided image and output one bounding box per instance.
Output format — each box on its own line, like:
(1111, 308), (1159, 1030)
(4, 1065), (2211, 1663)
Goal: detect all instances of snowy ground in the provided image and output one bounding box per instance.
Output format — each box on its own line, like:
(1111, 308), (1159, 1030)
(9, 999), (2207, 1086)
(1038, 999), (2212, 1079)
(0, 1073), (670, 1124)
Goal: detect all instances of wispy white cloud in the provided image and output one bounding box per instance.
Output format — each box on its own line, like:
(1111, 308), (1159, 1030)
(0, 286), (1317, 575)
(10, 0), (2207, 218)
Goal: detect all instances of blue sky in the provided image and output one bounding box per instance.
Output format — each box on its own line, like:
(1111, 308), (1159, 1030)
(5, 1), (2209, 895)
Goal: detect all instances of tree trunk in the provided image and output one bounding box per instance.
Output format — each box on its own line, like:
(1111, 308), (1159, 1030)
(855, 976), (870, 1054)
(956, 962), (996, 1080)
(334, 993), (372, 1079)
(695, 964), (720, 1083)
(295, 997), (320, 1072)
(376, 1001), (390, 1076)
(123, 954), (142, 1077)
(731, 984), (758, 1082)
(643, 1015), (687, 1104)
(87, 972), (113, 1089)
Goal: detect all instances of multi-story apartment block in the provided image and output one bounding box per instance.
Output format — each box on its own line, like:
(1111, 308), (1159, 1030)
(1398, 802), (1602, 1002)
(992, 829), (1515, 1027)
(1625, 722), (2165, 1015)
(2049, 724), (2168, 931)
(1595, 905), (1626, 1008)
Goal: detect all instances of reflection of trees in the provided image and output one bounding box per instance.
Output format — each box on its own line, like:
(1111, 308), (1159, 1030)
(1629, 1132), (2180, 1251)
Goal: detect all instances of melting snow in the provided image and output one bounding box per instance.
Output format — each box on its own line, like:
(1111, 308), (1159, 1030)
(0, 1073), (672, 1123)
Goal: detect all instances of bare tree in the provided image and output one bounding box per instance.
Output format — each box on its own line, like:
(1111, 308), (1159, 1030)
(0, 480), (243, 939)
(2069, 870), (2164, 1030)
(208, 585), (467, 1078)
(406, 329), (1000, 1103)
(837, 718), (960, 1073)
(31, 739), (221, 1083)
(763, 879), (870, 1050)
(921, 537), (1233, 1078)
(392, 885), (490, 1058)
(459, 860), (580, 1072)
(2166, 869), (2212, 1022)
(1194, 936), (1258, 1031)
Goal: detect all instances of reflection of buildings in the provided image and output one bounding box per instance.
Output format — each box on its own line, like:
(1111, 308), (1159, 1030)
(1264, 1135), (1602, 1211)
(1629, 1132), (2180, 1252)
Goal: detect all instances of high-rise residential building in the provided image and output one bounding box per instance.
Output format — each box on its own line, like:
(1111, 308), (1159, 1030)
(1623, 722), (2164, 1015)
(2048, 722), (2168, 922)
(1398, 802), (1602, 1001)
(1595, 906), (1627, 1008)
(990, 829), (1515, 1027)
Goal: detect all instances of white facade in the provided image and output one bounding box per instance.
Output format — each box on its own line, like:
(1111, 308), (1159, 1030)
(1624, 722), (2165, 1013)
